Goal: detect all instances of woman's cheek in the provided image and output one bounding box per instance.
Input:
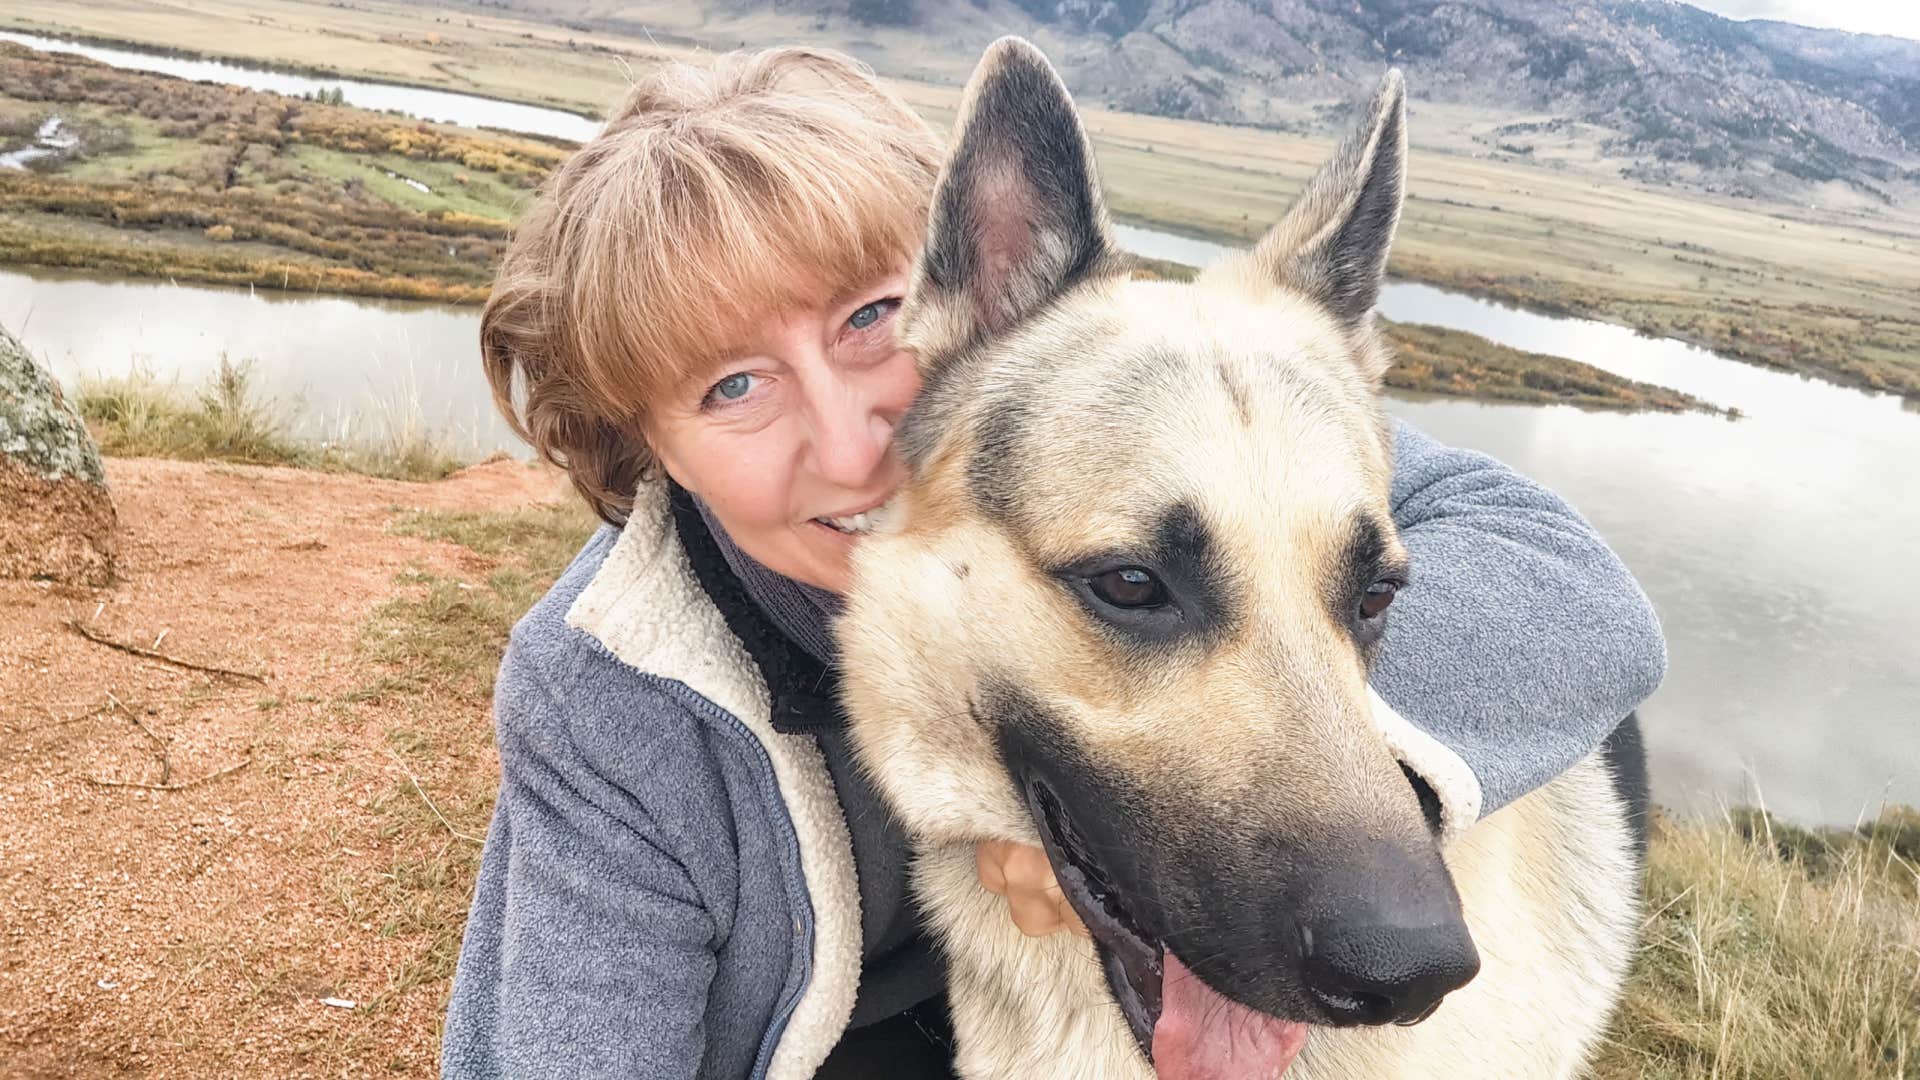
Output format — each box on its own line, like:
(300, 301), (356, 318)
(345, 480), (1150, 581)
(880, 347), (923, 411)
(708, 424), (807, 525)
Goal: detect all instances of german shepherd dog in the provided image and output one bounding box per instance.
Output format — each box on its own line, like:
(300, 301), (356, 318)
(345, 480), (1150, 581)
(837, 38), (1644, 1079)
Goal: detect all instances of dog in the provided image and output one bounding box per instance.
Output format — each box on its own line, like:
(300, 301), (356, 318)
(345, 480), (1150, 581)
(836, 37), (1644, 1079)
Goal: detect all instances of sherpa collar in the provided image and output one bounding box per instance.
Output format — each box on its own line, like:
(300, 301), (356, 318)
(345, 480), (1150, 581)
(563, 480), (862, 1080)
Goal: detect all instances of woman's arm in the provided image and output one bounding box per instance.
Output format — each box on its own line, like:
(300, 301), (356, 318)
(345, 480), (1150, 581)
(1373, 418), (1667, 819)
(442, 655), (723, 1079)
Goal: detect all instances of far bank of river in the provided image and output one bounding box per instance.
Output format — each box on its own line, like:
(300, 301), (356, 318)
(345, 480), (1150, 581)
(7, 26), (1912, 401)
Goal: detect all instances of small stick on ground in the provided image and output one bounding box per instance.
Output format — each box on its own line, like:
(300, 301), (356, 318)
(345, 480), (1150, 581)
(107, 691), (171, 784)
(67, 620), (267, 682)
(108, 691), (167, 749)
(85, 753), (253, 792)
(386, 746), (483, 844)
(2, 702), (114, 736)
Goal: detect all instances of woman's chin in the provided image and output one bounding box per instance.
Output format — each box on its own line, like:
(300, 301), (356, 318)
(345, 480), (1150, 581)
(791, 521), (858, 594)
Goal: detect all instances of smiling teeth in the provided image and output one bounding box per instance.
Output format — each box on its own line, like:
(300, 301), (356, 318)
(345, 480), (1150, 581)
(820, 510), (877, 535)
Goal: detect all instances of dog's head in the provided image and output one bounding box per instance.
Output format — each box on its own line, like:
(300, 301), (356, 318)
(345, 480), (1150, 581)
(838, 38), (1478, 1075)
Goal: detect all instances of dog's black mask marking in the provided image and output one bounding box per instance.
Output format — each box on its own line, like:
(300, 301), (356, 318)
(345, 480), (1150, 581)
(984, 680), (1481, 1057)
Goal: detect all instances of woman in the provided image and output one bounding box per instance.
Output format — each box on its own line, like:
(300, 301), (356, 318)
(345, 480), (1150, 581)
(442, 47), (1666, 1080)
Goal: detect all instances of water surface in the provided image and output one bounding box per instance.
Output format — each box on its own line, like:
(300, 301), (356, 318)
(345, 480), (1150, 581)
(4, 267), (516, 458)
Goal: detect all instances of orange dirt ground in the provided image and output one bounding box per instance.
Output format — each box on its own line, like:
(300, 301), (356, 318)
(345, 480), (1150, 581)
(1, 456), (570, 1077)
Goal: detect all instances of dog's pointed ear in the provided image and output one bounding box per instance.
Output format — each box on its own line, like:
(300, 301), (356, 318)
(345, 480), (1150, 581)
(1240, 70), (1406, 329)
(903, 36), (1121, 364)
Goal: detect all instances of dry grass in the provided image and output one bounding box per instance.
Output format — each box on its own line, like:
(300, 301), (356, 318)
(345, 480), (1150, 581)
(342, 502), (599, 996)
(77, 355), (306, 465)
(1595, 807), (1920, 1079)
(74, 357), (471, 480)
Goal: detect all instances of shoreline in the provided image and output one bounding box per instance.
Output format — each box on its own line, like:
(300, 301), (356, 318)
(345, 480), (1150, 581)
(0, 23), (606, 124)
(1115, 213), (1920, 404)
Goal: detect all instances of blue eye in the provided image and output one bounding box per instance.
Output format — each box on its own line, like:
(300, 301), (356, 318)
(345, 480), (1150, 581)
(709, 372), (755, 404)
(848, 299), (899, 331)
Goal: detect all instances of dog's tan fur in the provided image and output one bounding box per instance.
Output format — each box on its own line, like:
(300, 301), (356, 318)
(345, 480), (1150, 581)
(838, 37), (1638, 1079)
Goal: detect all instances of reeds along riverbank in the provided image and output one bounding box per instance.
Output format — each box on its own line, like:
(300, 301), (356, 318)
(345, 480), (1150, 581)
(1128, 259), (1719, 413)
(74, 357), (471, 481)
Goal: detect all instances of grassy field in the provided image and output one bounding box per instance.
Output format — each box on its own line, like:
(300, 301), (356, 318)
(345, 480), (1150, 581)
(0, 43), (554, 303)
(1594, 807), (1920, 1078)
(5, 0), (1918, 400)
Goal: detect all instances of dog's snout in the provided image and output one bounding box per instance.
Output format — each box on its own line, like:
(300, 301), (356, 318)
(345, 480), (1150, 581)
(1292, 842), (1479, 1026)
(1299, 916), (1479, 1025)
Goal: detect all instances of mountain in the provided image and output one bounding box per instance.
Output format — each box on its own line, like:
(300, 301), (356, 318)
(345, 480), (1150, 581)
(462, 0), (1920, 204)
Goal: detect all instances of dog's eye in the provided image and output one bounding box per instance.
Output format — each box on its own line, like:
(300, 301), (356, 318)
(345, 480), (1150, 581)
(1360, 580), (1400, 619)
(1089, 567), (1169, 609)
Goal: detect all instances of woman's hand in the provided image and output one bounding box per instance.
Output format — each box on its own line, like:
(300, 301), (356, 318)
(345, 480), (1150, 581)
(976, 841), (1088, 937)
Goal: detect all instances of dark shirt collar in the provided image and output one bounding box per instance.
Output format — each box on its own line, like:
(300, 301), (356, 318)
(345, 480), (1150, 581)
(665, 483), (845, 735)
(692, 497), (843, 664)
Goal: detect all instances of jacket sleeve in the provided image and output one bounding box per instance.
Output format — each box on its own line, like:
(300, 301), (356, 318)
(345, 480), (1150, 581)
(1370, 418), (1667, 821)
(441, 648), (728, 1080)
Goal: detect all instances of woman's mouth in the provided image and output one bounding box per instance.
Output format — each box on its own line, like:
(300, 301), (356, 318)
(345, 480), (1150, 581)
(812, 499), (893, 536)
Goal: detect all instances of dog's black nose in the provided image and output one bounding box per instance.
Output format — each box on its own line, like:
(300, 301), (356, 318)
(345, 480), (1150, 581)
(1298, 913), (1480, 1025)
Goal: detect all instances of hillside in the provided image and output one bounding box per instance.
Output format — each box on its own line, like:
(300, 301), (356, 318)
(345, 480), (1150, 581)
(459, 0), (1920, 206)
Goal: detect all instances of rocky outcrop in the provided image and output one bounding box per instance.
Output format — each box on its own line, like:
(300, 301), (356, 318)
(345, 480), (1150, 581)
(1, 324), (116, 586)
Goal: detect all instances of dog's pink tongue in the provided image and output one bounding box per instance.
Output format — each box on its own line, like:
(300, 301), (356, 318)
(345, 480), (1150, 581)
(1153, 953), (1309, 1080)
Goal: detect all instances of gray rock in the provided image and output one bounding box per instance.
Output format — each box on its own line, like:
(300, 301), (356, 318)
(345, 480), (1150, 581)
(1, 323), (106, 486)
(1, 323), (117, 585)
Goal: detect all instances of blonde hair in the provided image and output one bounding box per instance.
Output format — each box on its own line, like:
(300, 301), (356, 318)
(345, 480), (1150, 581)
(482, 47), (943, 524)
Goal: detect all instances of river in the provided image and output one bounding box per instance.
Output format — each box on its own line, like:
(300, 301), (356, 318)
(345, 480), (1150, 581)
(3, 36), (1914, 828)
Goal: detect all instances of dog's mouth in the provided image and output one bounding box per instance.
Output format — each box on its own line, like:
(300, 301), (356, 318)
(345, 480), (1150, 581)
(1024, 779), (1311, 1078)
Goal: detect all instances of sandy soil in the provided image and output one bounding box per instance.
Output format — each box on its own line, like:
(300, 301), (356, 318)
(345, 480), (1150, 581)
(0, 456), (567, 1077)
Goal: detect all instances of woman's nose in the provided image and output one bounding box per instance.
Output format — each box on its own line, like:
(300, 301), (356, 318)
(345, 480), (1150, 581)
(805, 381), (895, 489)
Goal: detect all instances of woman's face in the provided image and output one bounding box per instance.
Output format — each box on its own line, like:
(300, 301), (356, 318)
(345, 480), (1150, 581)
(646, 268), (920, 595)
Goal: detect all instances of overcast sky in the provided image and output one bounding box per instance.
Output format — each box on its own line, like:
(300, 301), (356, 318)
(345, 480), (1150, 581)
(1686, 0), (1920, 40)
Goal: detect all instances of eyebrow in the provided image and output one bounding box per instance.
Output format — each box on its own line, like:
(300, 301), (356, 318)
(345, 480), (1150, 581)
(828, 272), (908, 309)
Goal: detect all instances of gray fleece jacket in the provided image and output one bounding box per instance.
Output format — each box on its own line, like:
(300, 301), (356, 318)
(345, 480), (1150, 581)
(440, 418), (1667, 1080)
